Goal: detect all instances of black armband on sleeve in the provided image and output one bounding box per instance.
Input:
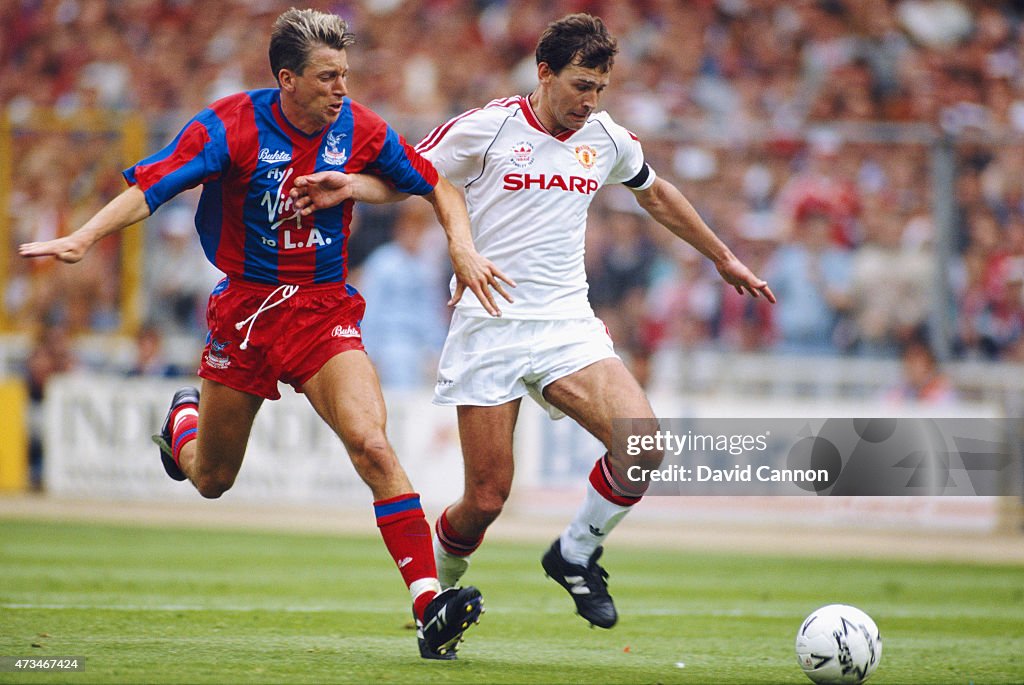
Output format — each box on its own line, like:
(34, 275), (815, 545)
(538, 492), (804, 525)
(622, 162), (652, 189)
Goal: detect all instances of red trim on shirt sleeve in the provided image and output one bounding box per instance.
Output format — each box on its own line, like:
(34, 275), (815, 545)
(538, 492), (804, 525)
(131, 121), (211, 191)
(402, 138), (439, 188)
(416, 107), (480, 154)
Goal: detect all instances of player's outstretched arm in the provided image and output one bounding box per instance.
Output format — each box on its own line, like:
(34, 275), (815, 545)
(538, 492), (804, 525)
(633, 177), (776, 303)
(291, 170), (408, 214)
(18, 185), (151, 264)
(423, 176), (516, 317)
(292, 171), (516, 316)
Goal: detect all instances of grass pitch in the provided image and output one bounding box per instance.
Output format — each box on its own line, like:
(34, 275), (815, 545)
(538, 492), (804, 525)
(1, 518), (1022, 684)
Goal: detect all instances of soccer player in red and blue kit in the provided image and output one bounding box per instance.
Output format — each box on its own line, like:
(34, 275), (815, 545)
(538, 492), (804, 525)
(19, 7), (513, 660)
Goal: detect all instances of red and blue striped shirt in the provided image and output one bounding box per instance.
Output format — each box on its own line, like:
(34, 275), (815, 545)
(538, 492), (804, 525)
(124, 89), (438, 285)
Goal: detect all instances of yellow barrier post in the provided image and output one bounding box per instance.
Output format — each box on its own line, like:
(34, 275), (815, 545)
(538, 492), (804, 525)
(121, 114), (147, 336)
(0, 379), (28, 492)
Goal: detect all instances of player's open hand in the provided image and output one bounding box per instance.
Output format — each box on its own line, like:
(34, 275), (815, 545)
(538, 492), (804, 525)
(290, 171), (355, 216)
(715, 255), (776, 303)
(448, 244), (516, 317)
(18, 235), (92, 264)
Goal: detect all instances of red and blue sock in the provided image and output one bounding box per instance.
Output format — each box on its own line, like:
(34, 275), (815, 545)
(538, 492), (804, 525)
(170, 404), (198, 469)
(374, 493), (440, 621)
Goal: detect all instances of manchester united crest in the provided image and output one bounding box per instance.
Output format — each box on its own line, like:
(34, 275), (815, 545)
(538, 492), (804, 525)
(574, 144), (597, 169)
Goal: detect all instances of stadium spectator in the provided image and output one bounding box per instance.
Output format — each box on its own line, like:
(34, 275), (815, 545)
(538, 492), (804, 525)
(885, 332), (960, 405)
(773, 130), (861, 248)
(955, 245), (993, 358)
(588, 204), (661, 380)
(766, 204), (854, 355)
(644, 245), (721, 354)
(589, 207), (658, 315)
(17, 7), (509, 661)
(848, 197), (933, 356)
(973, 256), (1024, 358)
(356, 201), (449, 388)
(714, 234), (778, 352)
(22, 320), (77, 490)
(126, 322), (185, 378)
(146, 198), (223, 335)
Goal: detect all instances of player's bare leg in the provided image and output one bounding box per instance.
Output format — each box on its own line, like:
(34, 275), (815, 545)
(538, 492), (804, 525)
(539, 358), (662, 628)
(433, 400), (520, 587)
(154, 379), (263, 499)
(449, 401), (521, 533)
(543, 358), (657, 455)
(303, 349), (482, 659)
(302, 349), (412, 499)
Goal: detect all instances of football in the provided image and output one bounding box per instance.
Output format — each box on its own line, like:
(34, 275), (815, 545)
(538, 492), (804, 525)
(795, 604), (882, 684)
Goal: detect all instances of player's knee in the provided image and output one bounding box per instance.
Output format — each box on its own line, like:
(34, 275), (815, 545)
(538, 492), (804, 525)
(346, 432), (397, 476)
(466, 486), (509, 524)
(612, 442), (663, 473)
(610, 417), (662, 470)
(636, 444), (664, 471)
(194, 472), (236, 499)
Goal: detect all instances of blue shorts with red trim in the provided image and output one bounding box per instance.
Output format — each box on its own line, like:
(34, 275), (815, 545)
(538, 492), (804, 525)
(198, 278), (366, 400)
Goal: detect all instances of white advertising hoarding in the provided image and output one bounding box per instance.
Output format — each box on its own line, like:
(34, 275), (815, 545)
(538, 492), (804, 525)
(41, 374), (1009, 532)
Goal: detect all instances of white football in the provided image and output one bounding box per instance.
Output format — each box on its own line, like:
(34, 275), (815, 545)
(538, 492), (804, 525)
(795, 604), (882, 684)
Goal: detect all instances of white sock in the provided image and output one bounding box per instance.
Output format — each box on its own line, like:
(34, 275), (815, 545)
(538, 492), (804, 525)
(173, 407), (198, 430)
(410, 577), (442, 606)
(433, 534), (470, 589)
(559, 480), (633, 565)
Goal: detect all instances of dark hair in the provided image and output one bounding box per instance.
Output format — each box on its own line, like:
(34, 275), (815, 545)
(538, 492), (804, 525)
(269, 8), (356, 83)
(535, 13), (617, 75)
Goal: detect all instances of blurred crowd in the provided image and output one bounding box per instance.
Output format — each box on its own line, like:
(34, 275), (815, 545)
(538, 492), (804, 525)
(4, 0), (1024, 391)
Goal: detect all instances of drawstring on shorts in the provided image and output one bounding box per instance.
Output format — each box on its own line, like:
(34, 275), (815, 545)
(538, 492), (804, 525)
(234, 284), (299, 350)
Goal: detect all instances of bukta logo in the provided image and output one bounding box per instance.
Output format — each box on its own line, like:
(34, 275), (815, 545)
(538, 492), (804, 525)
(258, 148), (291, 164)
(332, 325), (360, 338)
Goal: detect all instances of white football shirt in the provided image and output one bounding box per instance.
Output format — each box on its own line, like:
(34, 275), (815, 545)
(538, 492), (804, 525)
(416, 95), (656, 319)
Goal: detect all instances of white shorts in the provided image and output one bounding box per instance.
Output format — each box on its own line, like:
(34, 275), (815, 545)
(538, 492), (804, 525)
(433, 312), (619, 419)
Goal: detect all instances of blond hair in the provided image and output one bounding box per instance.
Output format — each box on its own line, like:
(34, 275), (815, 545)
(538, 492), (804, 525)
(269, 8), (356, 83)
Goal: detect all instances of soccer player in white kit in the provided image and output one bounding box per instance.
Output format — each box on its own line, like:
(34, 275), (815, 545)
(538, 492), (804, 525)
(291, 13), (775, 629)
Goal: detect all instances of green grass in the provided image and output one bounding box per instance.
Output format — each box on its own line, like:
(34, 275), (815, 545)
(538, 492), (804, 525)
(1, 519), (1022, 684)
